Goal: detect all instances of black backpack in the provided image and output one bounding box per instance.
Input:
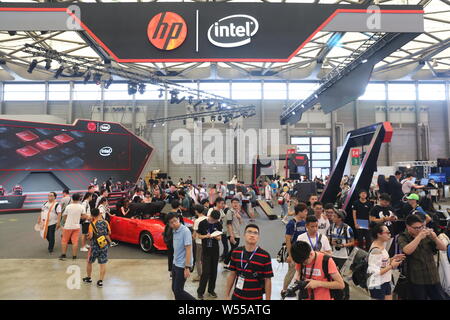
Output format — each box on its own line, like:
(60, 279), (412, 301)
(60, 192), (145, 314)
(322, 255), (347, 300)
(350, 247), (376, 290)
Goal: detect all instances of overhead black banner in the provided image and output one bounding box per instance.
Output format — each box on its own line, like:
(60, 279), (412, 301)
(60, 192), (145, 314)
(0, 3), (423, 62)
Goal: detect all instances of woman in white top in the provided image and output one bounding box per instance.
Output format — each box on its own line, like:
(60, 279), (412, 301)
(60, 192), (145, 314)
(80, 193), (92, 252)
(367, 222), (405, 300)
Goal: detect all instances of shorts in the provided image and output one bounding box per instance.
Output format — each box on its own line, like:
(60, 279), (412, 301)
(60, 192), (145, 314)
(369, 281), (392, 300)
(87, 245), (108, 264)
(81, 223), (90, 235)
(61, 228), (80, 245)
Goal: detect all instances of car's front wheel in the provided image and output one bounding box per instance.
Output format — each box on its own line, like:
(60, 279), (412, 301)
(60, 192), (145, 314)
(139, 231), (154, 253)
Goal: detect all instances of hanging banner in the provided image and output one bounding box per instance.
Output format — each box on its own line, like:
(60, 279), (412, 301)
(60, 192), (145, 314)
(0, 3), (424, 62)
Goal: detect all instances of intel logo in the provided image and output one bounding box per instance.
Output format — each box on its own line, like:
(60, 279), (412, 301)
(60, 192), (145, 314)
(207, 15), (259, 48)
(99, 123), (111, 132)
(99, 147), (112, 157)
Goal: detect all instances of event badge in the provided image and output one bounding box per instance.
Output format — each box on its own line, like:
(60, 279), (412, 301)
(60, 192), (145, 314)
(236, 276), (245, 290)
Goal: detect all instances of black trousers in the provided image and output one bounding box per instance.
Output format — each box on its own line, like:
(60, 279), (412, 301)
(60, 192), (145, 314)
(46, 224), (56, 252)
(333, 257), (350, 300)
(409, 283), (447, 300)
(167, 244), (174, 272)
(224, 237), (240, 265)
(221, 233), (229, 259)
(171, 265), (196, 300)
(198, 247), (219, 295)
(355, 228), (372, 251)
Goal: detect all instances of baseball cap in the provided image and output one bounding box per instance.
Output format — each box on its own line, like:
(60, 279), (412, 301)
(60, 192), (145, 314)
(406, 193), (420, 201)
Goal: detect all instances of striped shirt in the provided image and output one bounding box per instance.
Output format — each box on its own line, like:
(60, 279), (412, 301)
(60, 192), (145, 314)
(229, 246), (273, 300)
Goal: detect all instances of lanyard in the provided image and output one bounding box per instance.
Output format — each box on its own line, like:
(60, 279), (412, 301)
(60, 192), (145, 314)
(241, 247), (259, 271)
(307, 234), (319, 251)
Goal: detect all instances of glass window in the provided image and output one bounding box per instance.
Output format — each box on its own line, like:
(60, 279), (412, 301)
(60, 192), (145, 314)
(231, 82), (261, 100)
(388, 83), (416, 100)
(296, 145), (310, 153)
(288, 82), (318, 100)
(311, 153), (330, 160)
(359, 83), (386, 100)
(312, 145), (330, 152)
(103, 83), (132, 100)
(312, 160), (331, 168)
(4, 84), (45, 101)
(49, 83), (70, 101)
(291, 137), (309, 145)
(263, 82), (287, 100)
(312, 168), (323, 179)
(418, 83), (445, 101)
(312, 137), (330, 144)
(199, 82), (230, 98)
(73, 84), (101, 101)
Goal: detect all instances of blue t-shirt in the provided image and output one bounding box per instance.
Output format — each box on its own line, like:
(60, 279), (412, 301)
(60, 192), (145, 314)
(173, 224), (193, 268)
(285, 219), (306, 243)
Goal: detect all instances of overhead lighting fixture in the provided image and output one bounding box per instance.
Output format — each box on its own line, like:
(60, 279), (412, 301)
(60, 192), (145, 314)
(7, 31), (16, 36)
(83, 71), (91, 84)
(138, 83), (146, 95)
(54, 65), (64, 79)
(206, 100), (215, 109)
(104, 77), (113, 89)
(170, 90), (179, 104)
(211, 116), (215, 122)
(27, 59), (38, 74)
(314, 94), (318, 99)
(158, 88), (164, 98)
(44, 59), (51, 70)
(93, 73), (102, 85)
(218, 115), (222, 121)
(188, 96), (194, 105)
(162, 122), (166, 127)
(292, 111), (296, 115)
(153, 123), (156, 128)
(362, 59), (368, 63)
(128, 81), (137, 95)
(183, 119), (187, 125)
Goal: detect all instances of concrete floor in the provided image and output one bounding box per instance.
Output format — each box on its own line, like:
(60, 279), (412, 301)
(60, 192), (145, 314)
(0, 205), (370, 300)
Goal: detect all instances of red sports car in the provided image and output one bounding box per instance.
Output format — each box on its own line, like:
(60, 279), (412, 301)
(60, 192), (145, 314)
(109, 215), (194, 252)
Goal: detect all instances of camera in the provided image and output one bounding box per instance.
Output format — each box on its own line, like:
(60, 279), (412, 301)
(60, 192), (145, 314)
(334, 239), (342, 250)
(281, 280), (309, 300)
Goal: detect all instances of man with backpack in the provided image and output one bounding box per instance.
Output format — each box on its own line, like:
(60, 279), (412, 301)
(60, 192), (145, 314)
(290, 240), (345, 300)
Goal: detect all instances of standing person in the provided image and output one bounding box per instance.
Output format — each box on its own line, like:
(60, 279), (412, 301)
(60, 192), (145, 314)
(196, 210), (222, 299)
(207, 197), (228, 262)
(106, 177), (113, 193)
(224, 198), (243, 268)
(60, 189), (71, 217)
(297, 215), (332, 255)
(281, 203), (308, 297)
(328, 210), (354, 300)
(37, 192), (62, 254)
(95, 189), (109, 208)
(59, 193), (86, 260)
(80, 193), (92, 252)
(401, 174), (425, 195)
(97, 197), (117, 247)
(306, 194), (319, 216)
(167, 213), (195, 300)
(290, 241), (345, 300)
(164, 200), (185, 278)
(369, 193), (398, 236)
(352, 189), (373, 251)
(367, 222), (405, 300)
(279, 186), (291, 224)
(225, 224), (274, 300)
(246, 186), (257, 222)
(264, 181), (273, 208)
(401, 193), (432, 224)
(398, 214), (447, 300)
(87, 185), (98, 211)
(188, 184), (200, 205)
(324, 203), (336, 223)
(388, 171), (404, 210)
(82, 208), (111, 288)
(313, 201), (330, 237)
(218, 181), (227, 199)
(192, 205), (207, 282)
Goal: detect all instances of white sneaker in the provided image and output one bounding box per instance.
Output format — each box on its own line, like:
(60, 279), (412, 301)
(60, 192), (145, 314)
(80, 247), (88, 252)
(85, 244), (90, 249)
(169, 272), (172, 280)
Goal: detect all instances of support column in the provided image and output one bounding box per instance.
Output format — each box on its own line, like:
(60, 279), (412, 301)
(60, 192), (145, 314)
(68, 81), (74, 124)
(0, 82), (4, 115)
(384, 82), (391, 165)
(415, 81), (422, 160)
(44, 81), (49, 115)
(353, 100), (359, 129)
(131, 97), (137, 133)
(100, 85), (105, 121)
(164, 87), (169, 175)
(446, 81), (450, 157)
(331, 111), (336, 167)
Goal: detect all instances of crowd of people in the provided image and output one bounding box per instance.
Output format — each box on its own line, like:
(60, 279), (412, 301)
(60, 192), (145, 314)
(36, 172), (450, 300)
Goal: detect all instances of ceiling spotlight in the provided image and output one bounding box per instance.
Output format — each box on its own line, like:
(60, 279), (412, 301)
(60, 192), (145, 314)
(83, 71), (91, 84)
(44, 59), (51, 70)
(104, 77), (113, 89)
(292, 111), (296, 115)
(152, 123), (156, 128)
(54, 65), (64, 79)
(201, 117), (205, 123)
(218, 115), (222, 121)
(314, 94), (318, 99)
(170, 90), (179, 104)
(362, 59), (368, 63)
(301, 104), (305, 108)
(93, 73), (102, 85)
(138, 83), (146, 95)
(183, 120), (187, 125)
(162, 122), (166, 127)
(72, 65), (80, 75)
(128, 81), (137, 95)
(206, 100), (215, 109)
(158, 88), (164, 98)
(27, 59), (38, 74)
(211, 116), (215, 122)
(188, 96), (194, 105)
(8, 31), (16, 36)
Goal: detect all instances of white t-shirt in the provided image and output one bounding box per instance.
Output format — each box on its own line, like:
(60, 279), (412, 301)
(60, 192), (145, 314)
(63, 203), (86, 230)
(297, 232), (332, 253)
(401, 179), (414, 194)
(329, 223), (354, 259)
(98, 204), (108, 219)
(367, 246), (391, 288)
(317, 215), (330, 236)
(193, 216), (207, 245)
(264, 185), (272, 200)
(81, 200), (91, 219)
(40, 201), (62, 226)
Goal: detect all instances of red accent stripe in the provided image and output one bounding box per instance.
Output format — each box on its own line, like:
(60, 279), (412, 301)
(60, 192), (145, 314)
(254, 253), (269, 258)
(230, 258), (271, 266)
(241, 287), (263, 291)
(232, 293), (263, 300)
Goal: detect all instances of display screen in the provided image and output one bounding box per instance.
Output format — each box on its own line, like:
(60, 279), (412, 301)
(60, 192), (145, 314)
(297, 166), (306, 175)
(0, 124), (131, 170)
(428, 173), (446, 183)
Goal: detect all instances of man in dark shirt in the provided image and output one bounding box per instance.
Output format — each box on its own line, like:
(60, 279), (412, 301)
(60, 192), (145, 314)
(351, 189), (373, 251)
(387, 171), (404, 210)
(225, 224), (273, 300)
(196, 210), (222, 299)
(369, 193), (398, 232)
(398, 214), (446, 300)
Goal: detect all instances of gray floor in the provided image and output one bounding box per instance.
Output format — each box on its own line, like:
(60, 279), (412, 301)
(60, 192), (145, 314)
(0, 204), (369, 300)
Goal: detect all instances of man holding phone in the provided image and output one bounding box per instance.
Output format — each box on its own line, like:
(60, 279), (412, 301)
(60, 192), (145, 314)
(398, 214), (447, 300)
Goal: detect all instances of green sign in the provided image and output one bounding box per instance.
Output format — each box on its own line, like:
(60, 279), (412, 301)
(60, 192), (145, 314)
(352, 157), (361, 166)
